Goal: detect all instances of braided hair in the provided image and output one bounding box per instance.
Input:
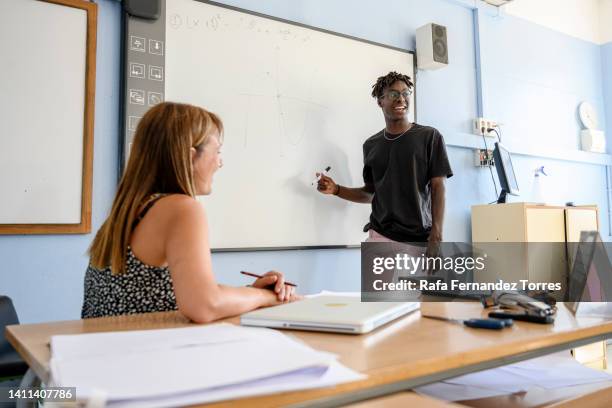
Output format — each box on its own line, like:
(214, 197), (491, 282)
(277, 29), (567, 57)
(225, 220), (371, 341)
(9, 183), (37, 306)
(371, 71), (414, 99)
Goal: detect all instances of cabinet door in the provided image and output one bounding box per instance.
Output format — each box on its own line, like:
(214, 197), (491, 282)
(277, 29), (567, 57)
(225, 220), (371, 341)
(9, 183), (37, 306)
(525, 208), (566, 291)
(566, 208), (599, 268)
(525, 208), (566, 242)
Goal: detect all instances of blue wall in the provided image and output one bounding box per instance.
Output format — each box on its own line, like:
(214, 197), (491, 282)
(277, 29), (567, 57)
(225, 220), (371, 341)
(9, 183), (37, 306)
(1, 0), (610, 323)
(603, 42), (612, 152)
(476, 7), (609, 225)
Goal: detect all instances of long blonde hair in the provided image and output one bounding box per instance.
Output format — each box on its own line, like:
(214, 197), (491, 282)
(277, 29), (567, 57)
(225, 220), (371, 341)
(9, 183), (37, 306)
(89, 102), (223, 274)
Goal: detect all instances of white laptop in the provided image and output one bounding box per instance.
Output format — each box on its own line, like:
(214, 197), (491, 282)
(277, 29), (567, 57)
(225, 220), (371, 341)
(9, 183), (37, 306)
(240, 295), (420, 334)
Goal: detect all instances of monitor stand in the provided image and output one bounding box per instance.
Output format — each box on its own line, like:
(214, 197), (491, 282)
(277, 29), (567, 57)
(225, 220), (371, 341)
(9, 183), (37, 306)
(497, 190), (508, 204)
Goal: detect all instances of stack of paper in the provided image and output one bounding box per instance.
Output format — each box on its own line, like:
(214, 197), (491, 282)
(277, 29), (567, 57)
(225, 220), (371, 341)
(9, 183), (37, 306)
(50, 323), (364, 407)
(415, 352), (612, 402)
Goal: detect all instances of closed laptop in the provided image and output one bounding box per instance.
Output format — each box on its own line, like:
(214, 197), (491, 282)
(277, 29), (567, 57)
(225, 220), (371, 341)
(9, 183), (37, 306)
(240, 295), (419, 334)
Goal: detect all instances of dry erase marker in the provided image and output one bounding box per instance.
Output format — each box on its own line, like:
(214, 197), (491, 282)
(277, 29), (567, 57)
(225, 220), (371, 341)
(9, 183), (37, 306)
(240, 271), (297, 287)
(311, 166), (331, 185)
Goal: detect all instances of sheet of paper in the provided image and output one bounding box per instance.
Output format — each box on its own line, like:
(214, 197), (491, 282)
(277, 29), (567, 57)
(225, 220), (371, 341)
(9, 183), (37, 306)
(108, 360), (365, 408)
(505, 357), (612, 389)
(50, 324), (343, 400)
(418, 353), (612, 401)
(443, 368), (531, 393)
(576, 302), (612, 318)
(51, 323), (259, 360)
(415, 382), (512, 402)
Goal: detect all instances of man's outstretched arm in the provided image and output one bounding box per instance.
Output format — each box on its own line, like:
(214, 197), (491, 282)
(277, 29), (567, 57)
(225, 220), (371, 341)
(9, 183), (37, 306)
(317, 174), (374, 204)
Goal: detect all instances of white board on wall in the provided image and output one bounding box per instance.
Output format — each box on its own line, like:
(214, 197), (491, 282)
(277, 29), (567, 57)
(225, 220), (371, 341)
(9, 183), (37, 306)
(0, 0), (95, 232)
(165, 0), (415, 249)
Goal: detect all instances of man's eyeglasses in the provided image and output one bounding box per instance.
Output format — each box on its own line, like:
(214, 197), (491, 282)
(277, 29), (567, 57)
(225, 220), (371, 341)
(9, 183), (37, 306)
(384, 90), (413, 101)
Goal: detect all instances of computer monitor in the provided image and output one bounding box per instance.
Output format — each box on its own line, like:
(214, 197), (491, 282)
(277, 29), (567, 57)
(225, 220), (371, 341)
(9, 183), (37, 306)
(492, 142), (519, 204)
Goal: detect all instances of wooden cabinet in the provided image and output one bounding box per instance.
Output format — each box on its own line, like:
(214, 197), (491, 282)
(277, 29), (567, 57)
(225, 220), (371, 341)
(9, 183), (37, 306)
(472, 203), (605, 370)
(471, 203), (568, 287)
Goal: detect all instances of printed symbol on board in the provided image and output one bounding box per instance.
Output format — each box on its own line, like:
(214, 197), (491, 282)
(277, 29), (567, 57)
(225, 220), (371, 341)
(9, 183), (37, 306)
(129, 89), (145, 105)
(129, 62), (145, 79)
(149, 39), (164, 55)
(149, 65), (164, 81)
(148, 91), (163, 106)
(169, 14), (182, 29)
(128, 116), (141, 131)
(187, 17), (200, 29)
(130, 36), (146, 52)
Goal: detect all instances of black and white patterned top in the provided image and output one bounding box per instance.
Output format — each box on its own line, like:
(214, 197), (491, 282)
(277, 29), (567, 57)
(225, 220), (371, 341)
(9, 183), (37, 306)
(81, 194), (178, 318)
(81, 248), (177, 318)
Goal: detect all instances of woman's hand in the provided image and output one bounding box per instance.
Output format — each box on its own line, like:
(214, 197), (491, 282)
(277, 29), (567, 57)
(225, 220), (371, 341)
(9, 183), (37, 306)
(252, 270), (298, 302)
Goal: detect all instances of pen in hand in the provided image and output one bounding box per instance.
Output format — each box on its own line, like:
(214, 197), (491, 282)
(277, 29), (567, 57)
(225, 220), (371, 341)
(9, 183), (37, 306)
(311, 166), (331, 185)
(240, 271), (297, 287)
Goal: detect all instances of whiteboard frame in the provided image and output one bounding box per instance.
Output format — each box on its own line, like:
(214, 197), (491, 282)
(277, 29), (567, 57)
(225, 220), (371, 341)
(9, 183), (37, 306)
(0, 0), (97, 235)
(123, 0), (416, 251)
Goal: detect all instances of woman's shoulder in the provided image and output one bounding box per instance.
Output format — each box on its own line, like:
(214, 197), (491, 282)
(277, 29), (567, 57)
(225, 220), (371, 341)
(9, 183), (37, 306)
(155, 194), (206, 222)
(157, 193), (199, 207)
(131, 193), (206, 256)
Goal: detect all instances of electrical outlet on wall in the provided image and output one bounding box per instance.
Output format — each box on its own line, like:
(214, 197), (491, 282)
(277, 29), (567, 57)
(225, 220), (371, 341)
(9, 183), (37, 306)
(474, 149), (494, 167)
(474, 117), (498, 137)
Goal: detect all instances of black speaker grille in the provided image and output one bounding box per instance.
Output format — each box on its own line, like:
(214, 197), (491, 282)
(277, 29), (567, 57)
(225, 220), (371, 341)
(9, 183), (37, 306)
(434, 25), (446, 39)
(432, 25), (448, 64)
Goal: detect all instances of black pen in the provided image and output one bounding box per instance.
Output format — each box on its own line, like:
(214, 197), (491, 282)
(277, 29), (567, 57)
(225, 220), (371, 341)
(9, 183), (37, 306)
(240, 271), (297, 287)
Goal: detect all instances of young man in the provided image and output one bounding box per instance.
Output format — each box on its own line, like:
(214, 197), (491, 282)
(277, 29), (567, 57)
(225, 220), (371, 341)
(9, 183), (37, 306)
(317, 71), (453, 254)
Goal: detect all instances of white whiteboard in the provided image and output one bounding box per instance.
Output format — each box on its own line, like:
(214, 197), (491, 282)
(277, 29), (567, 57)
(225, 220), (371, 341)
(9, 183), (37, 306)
(0, 0), (87, 224)
(165, 0), (415, 249)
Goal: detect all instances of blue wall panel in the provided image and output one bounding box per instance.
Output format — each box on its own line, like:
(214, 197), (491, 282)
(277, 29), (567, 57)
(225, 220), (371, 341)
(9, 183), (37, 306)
(602, 42), (612, 151)
(479, 12), (606, 151)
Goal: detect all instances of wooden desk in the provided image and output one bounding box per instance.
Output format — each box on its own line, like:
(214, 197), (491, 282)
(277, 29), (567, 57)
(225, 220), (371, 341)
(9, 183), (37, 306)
(6, 303), (612, 407)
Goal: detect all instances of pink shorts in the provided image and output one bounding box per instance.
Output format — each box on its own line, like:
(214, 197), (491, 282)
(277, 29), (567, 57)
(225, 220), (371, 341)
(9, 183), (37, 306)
(364, 230), (427, 276)
(365, 229), (397, 242)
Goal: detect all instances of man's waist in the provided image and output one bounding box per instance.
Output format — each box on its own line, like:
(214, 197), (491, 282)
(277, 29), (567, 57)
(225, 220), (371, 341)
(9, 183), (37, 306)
(365, 220), (430, 242)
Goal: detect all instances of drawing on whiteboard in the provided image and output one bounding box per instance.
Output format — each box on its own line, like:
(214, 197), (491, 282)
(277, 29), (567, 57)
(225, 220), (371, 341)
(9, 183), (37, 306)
(237, 92), (326, 150)
(205, 14), (221, 31)
(169, 14), (182, 29)
(236, 58), (327, 155)
(278, 29), (298, 41)
(170, 14), (202, 30)
(237, 17), (311, 43)
(187, 17), (200, 29)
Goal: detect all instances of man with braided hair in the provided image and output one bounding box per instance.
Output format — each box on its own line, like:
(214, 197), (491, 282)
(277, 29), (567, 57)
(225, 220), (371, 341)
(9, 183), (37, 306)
(317, 71), (452, 255)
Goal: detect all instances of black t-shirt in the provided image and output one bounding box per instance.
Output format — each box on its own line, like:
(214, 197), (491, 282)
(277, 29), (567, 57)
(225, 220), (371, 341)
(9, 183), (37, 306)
(362, 123), (453, 242)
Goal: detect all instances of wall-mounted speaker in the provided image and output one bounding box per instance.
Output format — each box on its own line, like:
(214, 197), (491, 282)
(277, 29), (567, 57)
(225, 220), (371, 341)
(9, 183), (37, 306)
(416, 23), (448, 70)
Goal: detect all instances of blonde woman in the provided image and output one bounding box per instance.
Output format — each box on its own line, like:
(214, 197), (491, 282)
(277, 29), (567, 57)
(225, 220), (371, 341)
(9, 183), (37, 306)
(82, 102), (296, 322)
